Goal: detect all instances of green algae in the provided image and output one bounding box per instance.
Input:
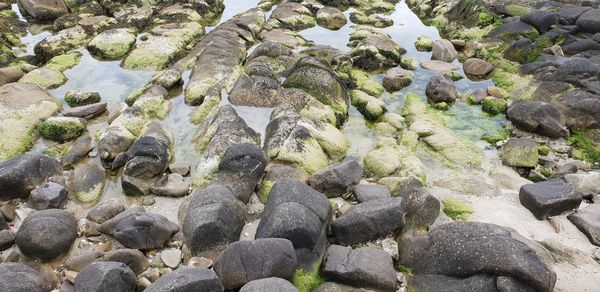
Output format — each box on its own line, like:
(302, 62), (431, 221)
(443, 198), (474, 221)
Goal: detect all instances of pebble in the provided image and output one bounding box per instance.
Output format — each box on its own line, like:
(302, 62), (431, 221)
(160, 249), (182, 268)
(188, 256), (213, 269)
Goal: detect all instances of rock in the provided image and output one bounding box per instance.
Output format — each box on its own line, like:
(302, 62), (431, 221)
(519, 179), (581, 220)
(562, 39), (600, 55)
(316, 7), (346, 30)
(188, 257), (214, 269)
(258, 164), (306, 203)
(382, 67), (413, 92)
(0, 67), (24, 86)
(39, 117), (86, 142)
(488, 21), (539, 41)
(169, 163), (190, 176)
(97, 205), (145, 235)
(307, 160), (362, 197)
(415, 35), (433, 51)
(420, 60), (460, 71)
(86, 199), (125, 224)
(521, 10), (559, 33)
(322, 245), (397, 291)
(16, 209), (77, 261)
(504, 38), (537, 63)
(0, 263), (47, 291)
(0, 230), (15, 250)
(0, 153), (61, 199)
(64, 90), (101, 107)
(332, 197), (404, 245)
(214, 238), (297, 289)
(507, 101), (568, 138)
(34, 26), (88, 60)
(113, 211), (179, 249)
(481, 96), (507, 115)
(363, 147), (401, 178)
(348, 26), (405, 71)
(155, 69), (182, 89)
(17, 0), (68, 20)
(559, 6), (591, 25)
(431, 39), (458, 62)
(63, 102), (107, 120)
(426, 75), (457, 104)
(28, 182), (68, 210)
(550, 58), (600, 86)
(98, 126), (135, 170)
(151, 173), (189, 197)
(555, 89), (600, 130)
(145, 267), (224, 292)
(102, 249), (148, 275)
(408, 274), (501, 291)
(19, 67), (66, 89)
(397, 180), (440, 229)
(69, 163), (105, 203)
(182, 185), (245, 256)
(568, 204), (600, 246)
(353, 184), (391, 202)
(576, 9), (600, 33)
(399, 222), (556, 292)
(256, 180), (331, 269)
(350, 90), (386, 120)
(74, 261), (136, 292)
(160, 248), (182, 268)
(88, 28), (136, 60)
(122, 122), (171, 179)
(240, 277), (298, 292)
(564, 172), (600, 198)
(61, 135), (93, 168)
(463, 58), (494, 76)
(501, 138), (539, 168)
(349, 11), (392, 28)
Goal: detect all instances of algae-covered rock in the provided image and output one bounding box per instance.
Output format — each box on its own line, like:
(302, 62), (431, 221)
(133, 95), (170, 119)
(348, 26), (405, 71)
(34, 26), (89, 60)
(88, 28), (136, 60)
(349, 11), (393, 28)
(415, 35), (433, 51)
(65, 90), (101, 107)
(351, 69), (384, 97)
(39, 116), (86, 142)
(350, 90), (386, 120)
(19, 67), (66, 89)
(481, 96), (507, 115)
(501, 138), (539, 168)
(316, 7), (346, 30)
(383, 67), (413, 92)
(364, 147), (401, 179)
(269, 1), (316, 31)
(45, 51), (82, 72)
(0, 83), (60, 160)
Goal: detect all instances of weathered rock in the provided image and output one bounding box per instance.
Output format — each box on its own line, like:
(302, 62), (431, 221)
(256, 180), (331, 269)
(408, 274), (502, 292)
(521, 10), (558, 33)
(102, 249), (148, 275)
(382, 67), (413, 92)
(481, 96), (507, 115)
(17, 0), (68, 20)
(269, 2), (315, 30)
(349, 11), (392, 28)
(88, 28), (136, 60)
(507, 101), (568, 138)
(350, 90), (386, 120)
(28, 182), (68, 210)
(64, 90), (100, 107)
(68, 163), (105, 203)
(86, 198), (125, 224)
(308, 160), (362, 197)
(415, 35), (433, 51)
(0, 263), (47, 291)
(420, 60), (459, 71)
(0, 153), (61, 199)
(316, 7), (346, 30)
(61, 135), (92, 168)
(559, 6), (591, 25)
(576, 9), (600, 33)
(488, 21), (539, 41)
(113, 211), (179, 249)
(74, 261), (136, 292)
(431, 39), (458, 63)
(568, 204), (600, 246)
(258, 164), (306, 203)
(63, 102), (107, 120)
(322, 245), (397, 291)
(348, 26), (405, 71)
(0, 230), (15, 250)
(98, 125), (136, 170)
(240, 278), (298, 292)
(332, 197), (404, 245)
(38, 116), (86, 142)
(182, 185), (245, 256)
(160, 248), (182, 268)
(399, 222), (556, 292)
(550, 58), (600, 87)
(122, 122), (171, 180)
(151, 173), (189, 197)
(397, 179), (440, 229)
(555, 89), (600, 130)
(501, 138), (539, 168)
(0, 67), (24, 86)
(463, 58), (494, 76)
(562, 39), (600, 56)
(214, 238), (297, 289)
(520, 179), (581, 220)
(353, 183), (390, 202)
(34, 26), (89, 60)
(16, 209), (77, 261)
(97, 205), (145, 235)
(426, 75), (457, 104)
(145, 267), (224, 292)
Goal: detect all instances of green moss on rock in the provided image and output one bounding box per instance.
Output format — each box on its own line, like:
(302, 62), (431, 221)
(481, 96), (507, 115)
(443, 198), (474, 221)
(39, 116), (86, 142)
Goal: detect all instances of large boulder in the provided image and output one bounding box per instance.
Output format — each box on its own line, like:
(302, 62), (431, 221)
(16, 209), (77, 261)
(322, 245), (397, 291)
(519, 179), (581, 220)
(568, 204), (600, 246)
(506, 101), (568, 138)
(431, 39), (458, 63)
(74, 261), (136, 292)
(576, 9), (600, 33)
(240, 278), (299, 292)
(382, 67), (413, 92)
(549, 58), (600, 87)
(182, 185), (245, 256)
(399, 222), (556, 292)
(0, 153), (61, 199)
(28, 182), (68, 210)
(113, 211), (179, 249)
(426, 75), (457, 104)
(348, 26), (405, 71)
(68, 163), (105, 203)
(500, 138), (539, 168)
(332, 197), (404, 245)
(463, 58), (494, 76)
(520, 10), (558, 33)
(213, 238), (297, 289)
(316, 7), (346, 30)
(88, 28), (137, 60)
(122, 122), (171, 179)
(396, 179), (440, 229)
(256, 180), (332, 269)
(0, 263), (48, 292)
(307, 160), (362, 197)
(17, 0), (68, 20)
(555, 90), (600, 130)
(408, 274), (529, 291)
(145, 267), (224, 292)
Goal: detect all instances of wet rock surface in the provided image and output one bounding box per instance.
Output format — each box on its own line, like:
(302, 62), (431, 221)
(16, 209), (77, 261)
(520, 179), (581, 220)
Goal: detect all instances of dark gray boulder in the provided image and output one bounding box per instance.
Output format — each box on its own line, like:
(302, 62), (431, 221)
(521, 10), (558, 33)
(397, 181), (440, 230)
(68, 162), (105, 203)
(213, 238), (297, 289)
(576, 9), (600, 33)
(567, 204), (600, 246)
(256, 180), (332, 269)
(559, 6), (592, 25)
(16, 209), (77, 261)
(353, 183), (391, 203)
(322, 245), (397, 291)
(123, 122), (171, 179)
(398, 222), (556, 292)
(332, 197), (404, 245)
(97, 205), (145, 235)
(102, 249), (148, 275)
(488, 21), (538, 41)
(240, 278), (299, 292)
(504, 38), (537, 64)
(308, 160), (363, 197)
(0, 230), (15, 250)
(113, 211), (179, 249)
(73, 261), (136, 292)
(62, 102), (107, 120)
(0, 153), (61, 199)
(145, 267), (224, 292)
(550, 58), (600, 86)
(506, 101), (568, 138)
(182, 185), (245, 256)
(519, 179), (581, 220)
(61, 134), (94, 168)
(555, 89), (600, 130)
(86, 198), (125, 224)
(28, 182), (68, 210)
(426, 75), (457, 104)
(408, 274), (497, 292)
(0, 263), (48, 292)
(561, 39), (600, 56)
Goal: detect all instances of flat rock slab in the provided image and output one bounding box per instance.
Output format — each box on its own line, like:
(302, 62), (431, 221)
(519, 179), (581, 220)
(568, 204), (600, 246)
(421, 60), (459, 71)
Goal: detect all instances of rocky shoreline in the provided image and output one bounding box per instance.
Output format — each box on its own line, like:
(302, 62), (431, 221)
(1, 0), (600, 291)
